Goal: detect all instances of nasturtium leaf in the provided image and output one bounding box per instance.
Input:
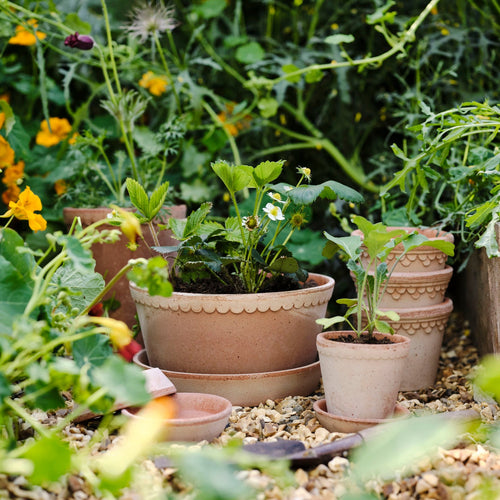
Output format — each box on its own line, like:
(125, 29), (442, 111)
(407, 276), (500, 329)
(57, 234), (95, 272)
(64, 13), (91, 34)
(323, 233), (362, 261)
(287, 181), (364, 205)
(93, 356), (150, 407)
(268, 256), (299, 273)
(305, 68), (324, 83)
(257, 97), (279, 118)
(52, 264), (104, 315)
(0, 372), (12, 406)
(21, 435), (72, 484)
(282, 64), (301, 83)
(324, 34), (355, 45)
(24, 384), (65, 411)
(235, 42), (265, 64)
(73, 334), (113, 370)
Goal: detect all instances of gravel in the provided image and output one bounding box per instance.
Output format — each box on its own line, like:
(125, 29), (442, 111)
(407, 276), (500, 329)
(2, 312), (500, 499)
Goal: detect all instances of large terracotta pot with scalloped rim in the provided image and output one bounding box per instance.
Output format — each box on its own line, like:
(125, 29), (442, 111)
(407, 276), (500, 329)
(130, 273), (334, 374)
(317, 330), (410, 420)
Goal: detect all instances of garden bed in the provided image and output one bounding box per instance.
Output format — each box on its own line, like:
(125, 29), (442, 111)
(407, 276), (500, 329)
(2, 312), (499, 499)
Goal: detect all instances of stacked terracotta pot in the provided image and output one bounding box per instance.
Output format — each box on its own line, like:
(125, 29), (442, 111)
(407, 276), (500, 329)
(357, 227), (455, 390)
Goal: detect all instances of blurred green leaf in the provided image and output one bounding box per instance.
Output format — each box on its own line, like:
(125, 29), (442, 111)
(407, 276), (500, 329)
(235, 42), (265, 64)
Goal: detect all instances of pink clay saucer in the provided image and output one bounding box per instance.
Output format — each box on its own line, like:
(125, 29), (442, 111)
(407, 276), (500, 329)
(313, 399), (410, 433)
(122, 392), (232, 442)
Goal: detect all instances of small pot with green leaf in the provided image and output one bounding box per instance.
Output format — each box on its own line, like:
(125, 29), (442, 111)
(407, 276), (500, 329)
(315, 216), (454, 423)
(128, 160), (364, 395)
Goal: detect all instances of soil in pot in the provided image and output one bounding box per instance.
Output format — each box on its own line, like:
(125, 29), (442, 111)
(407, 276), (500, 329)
(331, 333), (395, 345)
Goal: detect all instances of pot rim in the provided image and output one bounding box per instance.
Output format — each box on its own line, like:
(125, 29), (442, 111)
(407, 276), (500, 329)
(353, 226), (454, 244)
(366, 265), (453, 281)
(377, 297), (454, 317)
(130, 272), (335, 299)
(317, 330), (410, 346)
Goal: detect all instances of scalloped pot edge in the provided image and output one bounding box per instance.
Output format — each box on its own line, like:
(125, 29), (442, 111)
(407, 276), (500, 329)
(129, 273), (335, 314)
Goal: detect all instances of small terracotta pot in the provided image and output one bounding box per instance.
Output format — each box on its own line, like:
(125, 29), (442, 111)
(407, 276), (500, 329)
(122, 392), (232, 442)
(353, 226), (454, 272)
(317, 331), (410, 420)
(375, 265), (453, 308)
(130, 273), (334, 374)
(377, 298), (454, 390)
(63, 205), (186, 329)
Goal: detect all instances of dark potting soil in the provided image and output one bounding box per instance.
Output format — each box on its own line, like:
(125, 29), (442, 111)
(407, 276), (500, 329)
(171, 274), (318, 294)
(332, 333), (394, 345)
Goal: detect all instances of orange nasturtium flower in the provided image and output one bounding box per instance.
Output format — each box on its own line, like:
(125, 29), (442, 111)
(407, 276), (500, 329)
(8, 19), (46, 46)
(54, 179), (67, 195)
(0, 136), (15, 167)
(2, 160), (25, 186)
(2, 184), (20, 205)
(216, 102), (252, 137)
(139, 71), (168, 96)
(35, 117), (75, 147)
(1, 186), (47, 232)
(96, 396), (177, 479)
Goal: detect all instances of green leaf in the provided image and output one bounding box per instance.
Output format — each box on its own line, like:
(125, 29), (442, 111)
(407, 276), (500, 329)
(0, 372), (12, 406)
(52, 264), (104, 315)
(351, 414), (463, 483)
(148, 181), (170, 221)
(93, 357), (150, 407)
(72, 334), (113, 370)
(133, 127), (163, 157)
(252, 160), (285, 188)
(402, 232), (455, 257)
(282, 64), (301, 83)
(268, 256), (299, 273)
(127, 256), (173, 297)
(258, 97), (279, 118)
(235, 42), (265, 64)
(0, 100), (15, 135)
(126, 178), (149, 217)
(305, 68), (324, 84)
(182, 202), (213, 238)
(324, 34), (355, 44)
(194, 0), (226, 19)
(64, 13), (92, 34)
(316, 316), (345, 329)
(323, 233), (362, 261)
(287, 181), (364, 205)
(21, 435), (72, 484)
(0, 229), (36, 330)
(373, 318), (393, 334)
(212, 161), (253, 193)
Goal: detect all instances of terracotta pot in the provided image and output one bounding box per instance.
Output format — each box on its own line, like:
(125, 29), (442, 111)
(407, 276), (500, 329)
(122, 392), (232, 442)
(130, 273), (335, 374)
(377, 298), (454, 391)
(353, 226), (454, 272)
(133, 349), (321, 407)
(316, 331), (410, 420)
(374, 265), (453, 308)
(63, 205), (186, 328)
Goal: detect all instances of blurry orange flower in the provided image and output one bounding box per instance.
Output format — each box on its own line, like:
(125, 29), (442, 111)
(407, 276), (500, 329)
(111, 205), (143, 250)
(35, 117), (74, 147)
(139, 71), (168, 96)
(54, 179), (67, 195)
(1, 186), (47, 232)
(0, 136), (15, 167)
(96, 396), (177, 480)
(217, 102), (252, 137)
(2, 184), (20, 205)
(2, 161), (25, 186)
(8, 19), (46, 46)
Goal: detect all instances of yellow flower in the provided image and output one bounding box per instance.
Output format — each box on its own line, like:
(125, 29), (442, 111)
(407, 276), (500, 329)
(111, 205), (143, 250)
(54, 179), (67, 195)
(1, 186), (47, 232)
(35, 118), (74, 147)
(216, 102), (252, 137)
(0, 94), (10, 130)
(8, 19), (46, 46)
(0, 136), (15, 167)
(139, 71), (168, 96)
(297, 167), (311, 181)
(2, 161), (25, 186)
(2, 184), (20, 205)
(96, 396), (177, 480)
(91, 316), (133, 349)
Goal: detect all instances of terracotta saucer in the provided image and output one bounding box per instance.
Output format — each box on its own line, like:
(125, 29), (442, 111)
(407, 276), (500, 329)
(122, 392), (232, 442)
(313, 399), (410, 433)
(133, 349), (321, 407)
